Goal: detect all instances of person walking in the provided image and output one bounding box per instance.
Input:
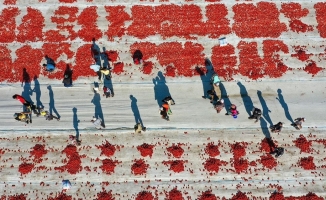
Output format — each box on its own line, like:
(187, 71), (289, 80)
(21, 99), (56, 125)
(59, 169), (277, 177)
(214, 99), (224, 113)
(226, 104), (239, 118)
(291, 117), (305, 130)
(14, 111), (31, 124)
(248, 107), (262, 123)
(159, 106), (169, 121)
(13, 94), (31, 107)
(134, 123), (146, 133)
(271, 122), (283, 133)
(103, 86), (114, 98)
(211, 73), (222, 100)
(270, 147), (284, 158)
(91, 116), (105, 129)
(38, 108), (60, 121)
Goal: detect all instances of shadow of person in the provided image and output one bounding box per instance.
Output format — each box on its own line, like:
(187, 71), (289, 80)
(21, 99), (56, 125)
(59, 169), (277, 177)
(32, 76), (43, 109)
(153, 71), (171, 107)
(260, 118), (271, 138)
(276, 89), (293, 123)
(219, 82), (231, 110)
(196, 58), (214, 97)
(101, 47), (110, 69)
(47, 85), (60, 119)
(257, 90), (273, 127)
(91, 87), (105, 128)
(103, 75), (114, 96)
(237, 82), (253, 117)
(130, 95), (144, 127)
(72, 107), (80, 139)
(91, 38), (101, 66)
(132, 50), (143, 63)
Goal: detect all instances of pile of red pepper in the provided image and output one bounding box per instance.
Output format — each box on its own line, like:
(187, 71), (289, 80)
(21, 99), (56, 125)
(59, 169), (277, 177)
(291, 46), (313, 61)
(211, 45), (237, 80)
(18, 162), (34, 175)
(198, 190), (217, 200)
(204, 142), (220, 157)
(232, 2), (287, 38)
(96, 141), (116, 157)
(0, 7), (19, 42)
(166, 144), (184, 158)
(233, 158), (249, 173)
(97, 190), (114, 200)
(304, 61), (323, 76)
(131, 159), (149, 175)
(48, 193), (72, 200)
(231, 142), (247, 159)
(30, 144), (47, 163)
(112, 62), (124, 75)
(77, 7), (102, 42)
(299, 156), (316, 170)
(135, 191), (154, 200)
(162, 160), (185, 173)
(100, 159), (120, 174)
(54, 145), (82, 174)
(231, 191), (249, 200)
(137, 143), (155, 158)
(293, 134), (312, 153)
(315, 3), (326, 38)
(269, 192), (285, 200)
(142, 61), (154, 75)
(167, 188), (183, 200)
(260, 154), (277, 169)
(105, 6), (131, 41)
(203, 158), (227, 173)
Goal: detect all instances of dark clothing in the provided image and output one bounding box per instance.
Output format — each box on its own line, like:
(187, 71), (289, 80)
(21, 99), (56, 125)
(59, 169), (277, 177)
(215, 100), (224, 113)
(270, 147), (284, 158)
(160, 108), (169, 121)
(63, 70), (72, 87)
(271, 122), (283, 133)
(249, 108), (261, 121)
(162, 96), (175, 105)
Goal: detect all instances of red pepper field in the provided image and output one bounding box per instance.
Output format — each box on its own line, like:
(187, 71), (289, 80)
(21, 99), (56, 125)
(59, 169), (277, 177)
(0, 0), (326, 199)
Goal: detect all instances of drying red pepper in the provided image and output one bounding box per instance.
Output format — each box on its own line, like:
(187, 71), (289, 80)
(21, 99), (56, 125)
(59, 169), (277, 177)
(260, 154), (277, 169)
(135, 191), (154, 200)
(293, 134), (312, 153)
(162, 160), (185, 173)
(299, 156), (316, 170)
(96, 141), (116, 157)
(198, 190), (217, 200)
(166, 144), (184, 158)
(100, 159), (120, 174)
(30, 144), (47, 163)
(97, 190), (114, 200)
(231, 142), (247, 159)
(131, 159), (149, 175)
(137, 143), (155, 158)
(205, 142), (220, 157)
(231, 191), (249, 200)
(167, 188), (183, 200)
(48, 193), (72, 200)
(18, 163), (34, 175)
(203, 158), (227, 173)
(233, 158), (249, 173)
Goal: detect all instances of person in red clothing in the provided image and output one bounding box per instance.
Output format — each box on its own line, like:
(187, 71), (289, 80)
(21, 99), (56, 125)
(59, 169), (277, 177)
(12, 94), (31, 107)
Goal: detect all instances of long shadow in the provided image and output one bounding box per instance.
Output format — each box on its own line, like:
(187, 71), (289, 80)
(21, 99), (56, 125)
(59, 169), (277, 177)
(276, 89), (293, 123)
(63, 64), (73, 87)
(130, 95), (144, 127)
(237, 82), (253, 117)
(91, 38), (101, 66)
(32, 76), (43, 108)
(196, 58), (214, 97)
(219, 82), (231, 113)
(257, 90), (273, 127)
(153, 71), (171, 107)
(260, 118), (271, 138)
(104, 76), (114, 95)
(21, 68), (33, 120)
(91, 86), (105, 127)
(101, 47), (110, 69)
(47, 85), (60, 118)
(72, 107), (80, 139)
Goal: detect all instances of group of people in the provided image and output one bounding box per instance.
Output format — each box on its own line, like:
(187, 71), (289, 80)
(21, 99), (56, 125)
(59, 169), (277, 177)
(13, 94), (60, 124)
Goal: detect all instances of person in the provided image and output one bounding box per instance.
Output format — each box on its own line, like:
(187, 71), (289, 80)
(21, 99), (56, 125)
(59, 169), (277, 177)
(63, 69), (73, 87)
(14, 111), (31, 124)
(42, 63), (55, 72)
(91, 116), (105, 129)
(202, 89), (215, 103)
(226, 104), (239, 117)
(270, 147), (284, 158)
(162, 96), (175, 105)
(134, 123), (146, 133)
(162, 102), (172, 115)
(69, 135), (81, 146)
(103, 86), (114, 98)
(133, 50), (143, 64)
(248, 107), (262, 123)
(291, 117), (305, 130)
(214, 99), (224, 113)
(99, 67), (112, 80)
(12, 94), (31, 107)
(211, 73), (221, 100)
(160, 107), (169, 121)
(90, 64), (102, 80)
(38, 108), (60, 121)
(271, 122), (283, 133)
